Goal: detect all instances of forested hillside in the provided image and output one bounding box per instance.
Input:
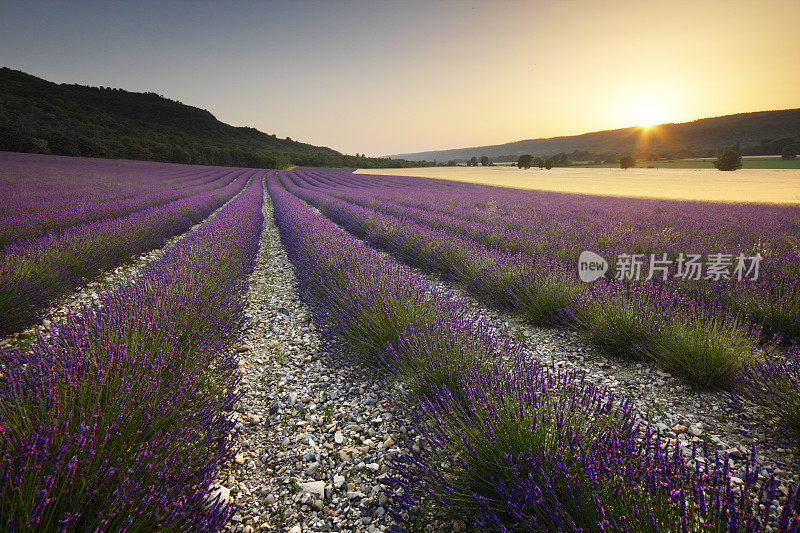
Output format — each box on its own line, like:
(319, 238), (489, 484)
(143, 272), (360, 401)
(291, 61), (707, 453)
(391, 108), (800, 162)
(0, 67), (430, 169)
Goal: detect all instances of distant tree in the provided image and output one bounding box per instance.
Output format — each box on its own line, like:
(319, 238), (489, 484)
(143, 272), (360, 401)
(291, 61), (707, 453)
(480, 155), (490, 166)
(446, 160), (457, 166)
(544, 157), (553, 170)
(713, 149), (742, 171)
(619, 155), (636, 170)
(533, 156), (545, 169)
(517, 154), (533, 169)
(781, 144), (798, 160)
(468, 156), (479, 167)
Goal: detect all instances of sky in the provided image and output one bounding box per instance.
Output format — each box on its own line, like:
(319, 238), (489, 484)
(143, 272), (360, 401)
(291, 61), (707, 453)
(2, 0), (799, 156)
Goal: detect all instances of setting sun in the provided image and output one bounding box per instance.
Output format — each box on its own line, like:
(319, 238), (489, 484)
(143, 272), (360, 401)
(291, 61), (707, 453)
(3, 0), (800, 530)
(632, 98), (668, 128)
(615, 89), (674, 131)
(638, 113), (658, 128)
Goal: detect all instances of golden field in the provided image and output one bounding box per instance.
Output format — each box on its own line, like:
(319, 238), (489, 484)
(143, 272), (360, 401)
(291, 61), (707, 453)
(355, 166), (800, 205)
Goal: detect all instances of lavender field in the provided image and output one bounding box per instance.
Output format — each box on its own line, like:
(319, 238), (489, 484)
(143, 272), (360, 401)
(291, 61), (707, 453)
(282, 169), (800, 387)
(266, 169), (800, 531)
(1, 154), (263, 530)
(2, 154), (800, 531)
(0, 153), (255, 335)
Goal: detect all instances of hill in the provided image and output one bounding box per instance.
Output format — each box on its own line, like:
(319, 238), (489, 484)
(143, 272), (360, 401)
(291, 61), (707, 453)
(0, 67), (429, 169)
(390, 109), (800, 162)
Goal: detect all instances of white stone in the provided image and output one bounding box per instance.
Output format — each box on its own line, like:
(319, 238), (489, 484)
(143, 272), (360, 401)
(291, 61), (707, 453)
(299, 480), (326, 498)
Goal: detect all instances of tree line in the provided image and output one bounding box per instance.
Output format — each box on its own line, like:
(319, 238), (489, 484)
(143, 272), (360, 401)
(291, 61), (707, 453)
(452, 136), (800, 168)
(0, 120), (440, 170)
(0, 68), (437, 170)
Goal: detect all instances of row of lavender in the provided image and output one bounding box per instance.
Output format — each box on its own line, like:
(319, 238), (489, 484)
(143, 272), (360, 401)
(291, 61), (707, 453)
(0, 171), (266, 531)
(2, 167), (243, 255)
(0, 152), (244, 249)
(0, 164), (254, 336)
(268, 172), (800, 531)
(281, 169), (800, 441)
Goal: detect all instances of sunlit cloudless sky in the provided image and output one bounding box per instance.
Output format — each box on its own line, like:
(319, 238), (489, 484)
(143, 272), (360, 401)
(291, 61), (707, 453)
(2, 0), (799, 156)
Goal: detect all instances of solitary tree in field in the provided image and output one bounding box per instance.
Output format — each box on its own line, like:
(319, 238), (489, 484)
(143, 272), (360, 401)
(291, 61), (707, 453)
(517, 154), (533, 169)
(620, 155), (636, 170)
(782, 145), (798, 160)
(713, 150), (742, 171)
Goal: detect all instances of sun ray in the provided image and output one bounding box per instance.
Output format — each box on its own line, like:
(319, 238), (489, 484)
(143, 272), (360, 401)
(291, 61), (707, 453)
(632, 98), (667, 128)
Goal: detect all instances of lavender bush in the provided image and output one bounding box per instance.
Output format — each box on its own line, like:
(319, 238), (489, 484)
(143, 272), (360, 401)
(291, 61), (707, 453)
(731, 343), (800, 445)
(0, 172), (265, 531)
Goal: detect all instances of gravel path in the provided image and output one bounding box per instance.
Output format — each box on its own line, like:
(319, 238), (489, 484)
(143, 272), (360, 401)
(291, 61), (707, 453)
(434, 281), (799, 493)
(223, 188), (798, 531)
(218, 198), (419, 533)
(305, 200), (800, 524)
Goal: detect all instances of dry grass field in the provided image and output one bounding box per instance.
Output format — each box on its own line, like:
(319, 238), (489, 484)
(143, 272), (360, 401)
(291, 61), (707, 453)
(355, 166), (800, 205)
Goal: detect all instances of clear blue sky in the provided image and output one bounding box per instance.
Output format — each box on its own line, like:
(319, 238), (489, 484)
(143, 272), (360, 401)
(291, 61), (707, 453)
(3, 0), (799, 156)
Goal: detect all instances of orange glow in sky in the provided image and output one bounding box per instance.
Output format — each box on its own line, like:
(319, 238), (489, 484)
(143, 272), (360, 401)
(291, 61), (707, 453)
(2, 0), (799, 155)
